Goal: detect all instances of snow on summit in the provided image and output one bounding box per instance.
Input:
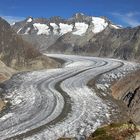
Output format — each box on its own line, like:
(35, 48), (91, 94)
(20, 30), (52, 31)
(50, 23), (59, 35)
(73, 22), (88, 36)
(92, 17), (108, 33)
(59, 23), (73, 35)
(33, 23), (50, 35)
(14, 14), (121, 36)
(27, 18), (32, 23)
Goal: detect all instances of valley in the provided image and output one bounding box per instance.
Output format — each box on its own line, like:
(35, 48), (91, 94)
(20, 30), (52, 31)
(0, 11), (140, 139)
(0, 54), (139, 140)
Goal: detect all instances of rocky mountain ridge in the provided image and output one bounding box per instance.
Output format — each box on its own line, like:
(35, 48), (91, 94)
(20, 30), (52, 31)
(13, 13), (120, 35)
(12, 13), (121, 52)
(12, 13), (140, 61)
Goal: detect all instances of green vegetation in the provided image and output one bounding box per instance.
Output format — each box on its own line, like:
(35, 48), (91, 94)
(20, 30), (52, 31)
(88, 121), (138, 140)
(58, 121), (139, 140)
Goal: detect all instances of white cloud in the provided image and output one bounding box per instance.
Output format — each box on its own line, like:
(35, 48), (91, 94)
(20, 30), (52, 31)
(112, 12), (140, 27)
(126, 12), (140, 17)
(0, 15), (25, 24)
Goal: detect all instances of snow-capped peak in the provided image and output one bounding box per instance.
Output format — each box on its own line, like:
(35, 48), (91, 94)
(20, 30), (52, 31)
(13, 14), (123, 36)
(27, 17), (33, 23)
(59, 23), (73, 35)
(92, 17), (108, 33)
(75, 13), (85, 18)
(33, 23), (50, 35)
(73, 22), (88, 36)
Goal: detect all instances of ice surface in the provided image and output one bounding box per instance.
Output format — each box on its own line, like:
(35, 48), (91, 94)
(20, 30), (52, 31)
(0, 54), (139, 140)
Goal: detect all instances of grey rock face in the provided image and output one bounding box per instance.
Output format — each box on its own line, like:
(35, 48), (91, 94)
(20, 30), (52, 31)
(48, 26), (140, 61)
(123, 87), (140, 124)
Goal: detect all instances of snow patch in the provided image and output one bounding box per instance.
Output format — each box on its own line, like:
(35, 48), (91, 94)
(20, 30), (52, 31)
(17, 28), (22, 34)
(24, 27), (30, 34)
(50, 23), (59, 35)
(27, 18), (32, 23)
(92, 17), (108, 33)
(110, 24), (121, 29)
(59, 23), (73, 35)
(33, 23), (50, 35)
(73, 22), (88, 36)
(11, 22), (15, 26)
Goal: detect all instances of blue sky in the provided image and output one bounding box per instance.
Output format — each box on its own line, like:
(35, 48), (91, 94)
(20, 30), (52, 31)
(0, 0), (140, 27)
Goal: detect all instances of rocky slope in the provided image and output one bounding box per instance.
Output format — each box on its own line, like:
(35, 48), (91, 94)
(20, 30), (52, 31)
(12, 13), (140, 60)
(111, 70), (140, 124)
(0, 17), (58, 72)
(50, 26), (140, 60)
(88, 66), (140, 125)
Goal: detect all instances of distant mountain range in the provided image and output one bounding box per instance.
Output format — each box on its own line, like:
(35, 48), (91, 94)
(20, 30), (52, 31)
(10, 13), (140, 60)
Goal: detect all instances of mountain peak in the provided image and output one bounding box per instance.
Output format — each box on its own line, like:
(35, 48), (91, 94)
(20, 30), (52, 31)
(72, 13), (89, 19)
(12, 14), (122, 36)
(26, 17), (33, 23)
(49, 16), (64, 23)
(75, 13), (85, 17)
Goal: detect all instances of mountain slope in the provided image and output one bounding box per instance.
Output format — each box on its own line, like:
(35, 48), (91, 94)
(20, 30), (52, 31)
(49, 26), (140, 60)
(0, 17), (58, 71)
(12, 13), (140, 60)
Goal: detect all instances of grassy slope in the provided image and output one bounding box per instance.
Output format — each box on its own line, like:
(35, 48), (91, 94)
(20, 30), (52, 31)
(88, 122), (139, 140)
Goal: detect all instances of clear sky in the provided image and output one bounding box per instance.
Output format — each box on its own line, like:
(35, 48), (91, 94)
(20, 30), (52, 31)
(0, 0), (140, 27)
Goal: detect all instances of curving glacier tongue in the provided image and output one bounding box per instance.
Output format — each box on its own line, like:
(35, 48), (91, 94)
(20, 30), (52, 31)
(0, 54), (139, 140)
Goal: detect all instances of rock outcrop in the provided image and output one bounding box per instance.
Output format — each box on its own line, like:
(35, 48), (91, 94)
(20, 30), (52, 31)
(111, 70), (140, 124)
